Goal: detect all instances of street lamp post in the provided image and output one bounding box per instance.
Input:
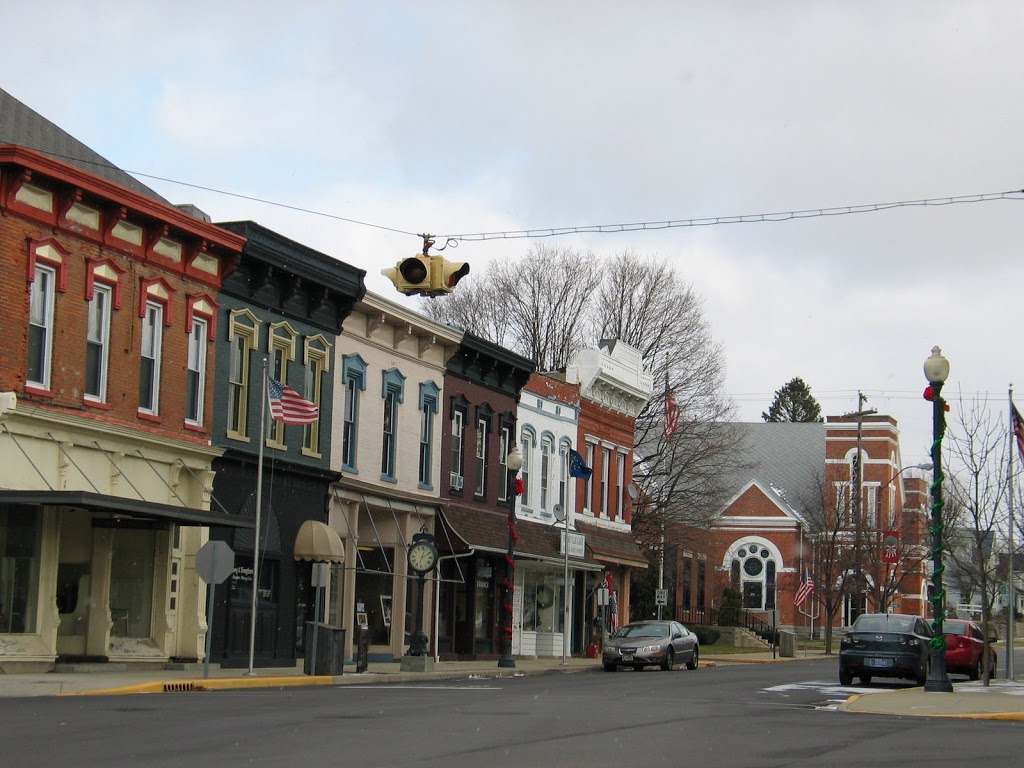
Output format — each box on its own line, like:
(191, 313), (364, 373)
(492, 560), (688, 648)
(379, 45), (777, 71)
(498, 445), (525, 669)
(923, 346), (954, 693)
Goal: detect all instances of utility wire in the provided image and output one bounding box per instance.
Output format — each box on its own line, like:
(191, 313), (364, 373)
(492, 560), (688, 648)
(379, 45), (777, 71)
(27, 146), (1024, 243)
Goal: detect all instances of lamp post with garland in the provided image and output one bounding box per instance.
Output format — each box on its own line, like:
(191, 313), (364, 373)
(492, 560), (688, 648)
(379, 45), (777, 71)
(498, 445), (525, 669)
(923, 346), (954, 693)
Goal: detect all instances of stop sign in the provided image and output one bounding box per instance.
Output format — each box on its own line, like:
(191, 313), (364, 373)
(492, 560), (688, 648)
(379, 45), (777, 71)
(195, 540), (235, 584)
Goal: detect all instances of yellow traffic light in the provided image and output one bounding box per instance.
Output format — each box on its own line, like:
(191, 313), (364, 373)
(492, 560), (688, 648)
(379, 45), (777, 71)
(435, 258), (470, 293)
(381, 255), (431, 295)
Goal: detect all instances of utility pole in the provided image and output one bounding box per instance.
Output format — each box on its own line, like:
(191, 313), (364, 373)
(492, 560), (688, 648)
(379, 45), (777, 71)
(845, 392), (877, 623)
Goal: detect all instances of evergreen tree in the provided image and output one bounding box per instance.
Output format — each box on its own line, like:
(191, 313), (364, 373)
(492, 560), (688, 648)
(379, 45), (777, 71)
(762, 377), (823, 422)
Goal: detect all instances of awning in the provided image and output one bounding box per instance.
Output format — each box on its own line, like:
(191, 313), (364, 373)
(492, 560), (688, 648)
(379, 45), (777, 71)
(439, 506), (603, 570)
(294, 520), (345, 563)
(574, 519), (649, 569)
(0, 490), (253, 528)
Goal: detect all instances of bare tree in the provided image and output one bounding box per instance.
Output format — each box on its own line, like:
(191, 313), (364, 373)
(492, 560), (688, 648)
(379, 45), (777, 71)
(944, 393), (1010, 684)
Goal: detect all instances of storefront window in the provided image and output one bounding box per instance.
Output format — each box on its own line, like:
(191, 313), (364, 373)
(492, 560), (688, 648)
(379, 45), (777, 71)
(522, 570), (564, 634)
(0, 506), (41, 634)
(355, 547), (395, 645)
(109, 528), (156, 638)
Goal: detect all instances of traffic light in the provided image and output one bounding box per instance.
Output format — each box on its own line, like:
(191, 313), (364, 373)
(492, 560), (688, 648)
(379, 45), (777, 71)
(381, 255), (431, 296)
(381, 254), (470, 297)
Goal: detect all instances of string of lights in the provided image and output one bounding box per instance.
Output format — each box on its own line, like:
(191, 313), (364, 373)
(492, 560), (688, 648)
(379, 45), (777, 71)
(23, 145), (1024, 245)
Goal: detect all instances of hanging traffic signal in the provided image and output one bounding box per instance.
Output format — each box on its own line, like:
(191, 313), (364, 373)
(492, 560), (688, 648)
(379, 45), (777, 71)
(381, 235), (471, 297)
(381, 255), (431, 295)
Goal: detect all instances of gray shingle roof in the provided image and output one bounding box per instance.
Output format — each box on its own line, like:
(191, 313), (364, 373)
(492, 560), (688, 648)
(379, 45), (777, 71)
(722, 422), (826, 521)
(0, 86), (169, 203)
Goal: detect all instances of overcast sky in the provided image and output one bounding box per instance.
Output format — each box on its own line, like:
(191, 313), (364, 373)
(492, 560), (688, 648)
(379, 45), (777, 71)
(6, 1), (1024, 467)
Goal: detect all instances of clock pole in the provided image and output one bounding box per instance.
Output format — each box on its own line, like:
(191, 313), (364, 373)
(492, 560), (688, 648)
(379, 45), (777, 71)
(402, 530), (437, 671)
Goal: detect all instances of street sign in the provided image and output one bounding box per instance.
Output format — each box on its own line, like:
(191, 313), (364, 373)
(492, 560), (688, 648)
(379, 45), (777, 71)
(655, 589), (668, 606)
(196, 540), (235, 585)
(597, 586), (609, 606)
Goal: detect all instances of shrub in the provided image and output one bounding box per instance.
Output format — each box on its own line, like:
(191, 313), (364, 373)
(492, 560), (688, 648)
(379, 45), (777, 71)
(691, 625), (721, 646)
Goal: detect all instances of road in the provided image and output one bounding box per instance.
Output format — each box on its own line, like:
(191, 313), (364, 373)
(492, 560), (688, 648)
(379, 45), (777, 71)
(1, 657), (1018, 768)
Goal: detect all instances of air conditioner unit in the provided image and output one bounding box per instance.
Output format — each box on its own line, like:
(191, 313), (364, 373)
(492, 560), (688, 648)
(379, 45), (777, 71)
(450, 472), (464, 490)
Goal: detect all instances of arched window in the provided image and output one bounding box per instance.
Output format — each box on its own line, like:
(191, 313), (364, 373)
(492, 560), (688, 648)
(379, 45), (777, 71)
(731, 541), (779, 611)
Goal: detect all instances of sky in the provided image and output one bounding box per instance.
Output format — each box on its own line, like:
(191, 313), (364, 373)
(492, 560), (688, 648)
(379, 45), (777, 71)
(6, 1), (1024, 468)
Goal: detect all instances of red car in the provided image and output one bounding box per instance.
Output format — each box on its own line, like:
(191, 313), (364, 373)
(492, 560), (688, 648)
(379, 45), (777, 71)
(944, 619), (997, 680)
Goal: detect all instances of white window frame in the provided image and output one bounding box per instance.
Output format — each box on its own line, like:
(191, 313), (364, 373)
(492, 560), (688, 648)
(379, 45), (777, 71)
(540, 436), (553, 511)
(584, 443), (595, 514)
(616, 450), (626, 519)
(601, 447), (611, 518)
(139, 300), (163, 415)
(185, 317), (207, 425)
(27, 264), (56, 390)
(498, 425), (511, 501)
(475, 417), (487, 496)
(84, 282), (112, 402)
(450, 409), (465, 484)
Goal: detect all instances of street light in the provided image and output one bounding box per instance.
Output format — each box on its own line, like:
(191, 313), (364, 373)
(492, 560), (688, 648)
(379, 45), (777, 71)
(923, 345), (954, 693)
(498, 445), (525, 669)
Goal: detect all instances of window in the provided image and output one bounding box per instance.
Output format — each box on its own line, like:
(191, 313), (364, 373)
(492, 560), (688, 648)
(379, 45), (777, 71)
(27, 264), (57, 389)
(418, 384), (439, 488)
(266, 322), (297, 446)
(85, 283), (111, 401)
(475, 418), (488, 496)
(227, 310), (260, 440)
(0, 505), (42, 634)
(734, 542), (776, 610)
(185, 317), (207, 425)
(302, 335), (331, 456)
(583, 443), (594, 513)
(382, 390), (397, 479)
(139, 301), (163, 414)
(520, 431), (533, 506)
(498, 425), (511, 501)
(450, 406), (466, 487)
(601, 447), (611, 517)
(341, 355), (367, 472)
(616, 451), (626, 519)
(866, 486), (878, 530)
(540, 435), (553, 511)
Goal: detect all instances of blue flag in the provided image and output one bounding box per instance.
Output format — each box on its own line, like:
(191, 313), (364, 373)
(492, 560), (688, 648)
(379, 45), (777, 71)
(568, 448), (593, 480)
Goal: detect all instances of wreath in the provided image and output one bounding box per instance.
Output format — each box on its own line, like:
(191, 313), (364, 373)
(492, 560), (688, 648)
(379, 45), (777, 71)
(536, 584), (555, 610)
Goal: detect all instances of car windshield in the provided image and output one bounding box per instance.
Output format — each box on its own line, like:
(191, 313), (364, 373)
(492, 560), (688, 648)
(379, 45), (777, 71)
(853, 615), (915, 633)
(614, 623), (669, 638)
(944, 622), (969, 636)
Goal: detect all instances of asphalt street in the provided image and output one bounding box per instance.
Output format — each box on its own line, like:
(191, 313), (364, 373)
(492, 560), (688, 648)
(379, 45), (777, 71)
(1, 656), (1019, 768)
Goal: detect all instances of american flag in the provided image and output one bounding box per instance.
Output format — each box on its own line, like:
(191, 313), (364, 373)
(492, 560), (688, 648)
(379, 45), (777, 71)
(267, 377), (319, 424)
(1013, 403), (1024, 463)
(664, 390), (680, 438)
(794, 570), (815, 608)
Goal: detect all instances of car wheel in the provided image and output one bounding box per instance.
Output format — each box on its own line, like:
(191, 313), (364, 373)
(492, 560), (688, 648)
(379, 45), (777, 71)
(839, 668), (853, 686)
(916, 658), (929, 686)
(662, 647), (674, 671)
(603, 663), (617, 672)
(969, 659), (980, 681)
(858, 674), (872, 686)
(686, 646), (699, 671)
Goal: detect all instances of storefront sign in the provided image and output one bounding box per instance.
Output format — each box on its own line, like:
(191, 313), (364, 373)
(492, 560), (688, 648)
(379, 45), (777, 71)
(560, 531), (586, 558)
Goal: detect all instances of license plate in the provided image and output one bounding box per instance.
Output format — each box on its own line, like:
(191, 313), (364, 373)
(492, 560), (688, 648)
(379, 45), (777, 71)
(621, 654), (633, 662)
(867, 658), (893, 668)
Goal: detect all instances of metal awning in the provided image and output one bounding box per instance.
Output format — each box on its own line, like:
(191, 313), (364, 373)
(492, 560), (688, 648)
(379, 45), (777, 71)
(0, 489), (253, 528)
(294, 519), (345, 563)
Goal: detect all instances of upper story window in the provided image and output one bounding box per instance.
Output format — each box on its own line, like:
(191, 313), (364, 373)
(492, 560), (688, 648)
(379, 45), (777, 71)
(341, 354), (367, 472)
(302, 335), (331, 457)
(227, 309), (260, 440)
(520, 428), (535, 507)
(540, 435), (553, 512)
(475, 417), (489, 497)
(85, 283), (112, 402)
(418, 382), (439, 489)
(266, 322), (297, 447)
(139, 301), (164, 415)
(381, 368), (405, 482)
(600, 447), (612, 517)
(185, 318), (208, 426)
(559, 441), (569, 513)
(26, 240), (68, 393)
(616, 451), (626, 520)
(583, 443), (595, 514)
(498, 424), (511, 502)
(450, 406), (466, 489)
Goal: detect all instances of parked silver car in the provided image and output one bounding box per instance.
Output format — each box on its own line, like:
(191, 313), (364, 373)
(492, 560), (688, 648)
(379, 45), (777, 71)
(602, 620), (699, 672)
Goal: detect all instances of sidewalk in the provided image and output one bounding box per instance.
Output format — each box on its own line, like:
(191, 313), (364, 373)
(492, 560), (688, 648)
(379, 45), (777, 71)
(2, 651), (1023, 720)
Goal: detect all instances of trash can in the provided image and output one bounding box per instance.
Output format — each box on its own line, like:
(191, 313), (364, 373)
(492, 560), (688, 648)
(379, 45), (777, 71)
(355, 625), (370, 673)
(304, 622), (346, 676)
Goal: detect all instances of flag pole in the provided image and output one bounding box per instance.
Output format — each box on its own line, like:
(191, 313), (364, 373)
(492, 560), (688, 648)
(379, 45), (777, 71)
(247, 360), (268, 676)
(1009, 386), (1016, 680)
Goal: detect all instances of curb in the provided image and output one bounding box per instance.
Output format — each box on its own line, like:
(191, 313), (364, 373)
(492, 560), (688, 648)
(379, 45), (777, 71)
(59, 675), (336, 696)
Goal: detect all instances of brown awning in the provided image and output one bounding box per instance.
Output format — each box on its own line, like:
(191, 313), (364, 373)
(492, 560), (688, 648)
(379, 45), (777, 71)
(574, 520), (649, 569)
(294, 520), (345, 563)
(439, 505), (602, 570)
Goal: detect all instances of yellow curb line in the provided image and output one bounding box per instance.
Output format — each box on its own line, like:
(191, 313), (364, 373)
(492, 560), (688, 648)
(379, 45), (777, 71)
(59, 676), (336, 696)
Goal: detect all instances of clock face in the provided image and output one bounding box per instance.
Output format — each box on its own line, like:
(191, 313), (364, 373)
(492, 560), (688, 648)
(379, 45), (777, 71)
(408, 542), (437, 573)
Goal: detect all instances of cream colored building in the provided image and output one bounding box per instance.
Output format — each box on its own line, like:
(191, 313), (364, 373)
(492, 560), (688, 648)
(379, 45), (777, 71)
(328, 293), (462, 662)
